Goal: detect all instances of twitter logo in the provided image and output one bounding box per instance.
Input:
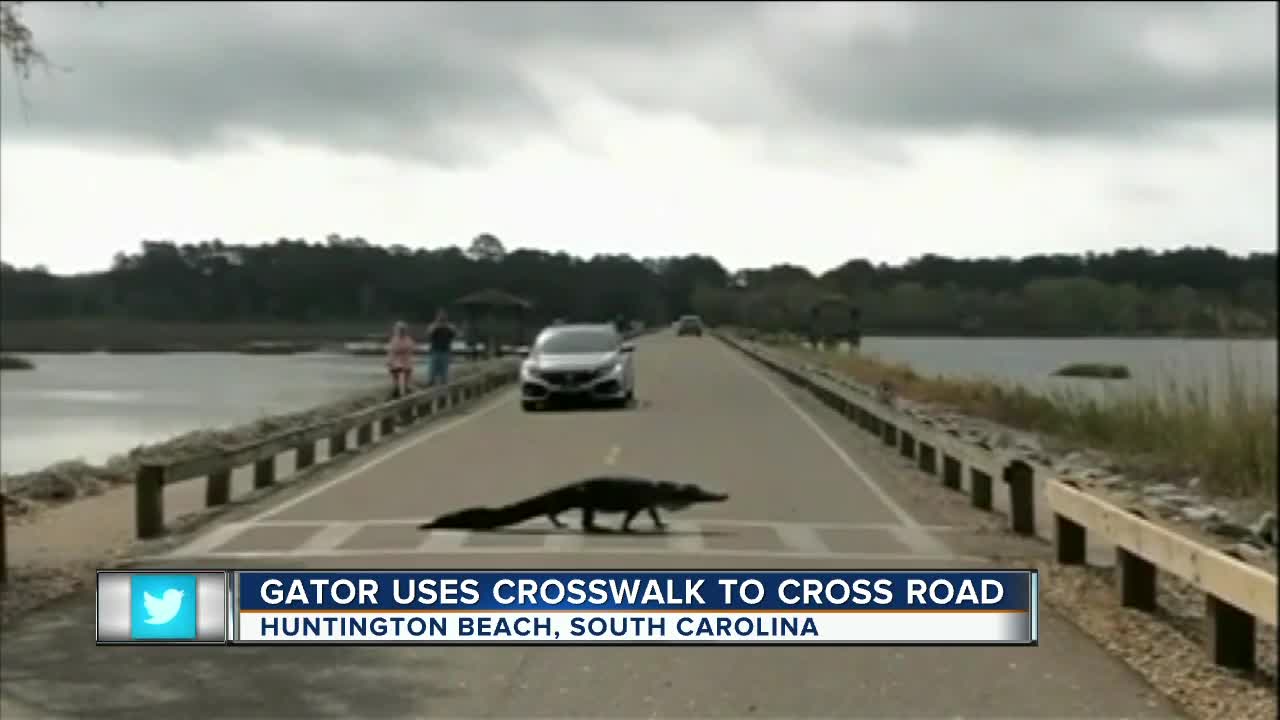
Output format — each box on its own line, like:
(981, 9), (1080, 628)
(129, 574), (198, 640)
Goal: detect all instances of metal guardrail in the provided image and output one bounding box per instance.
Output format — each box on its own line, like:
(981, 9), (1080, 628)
(716, 331), (1277, 672)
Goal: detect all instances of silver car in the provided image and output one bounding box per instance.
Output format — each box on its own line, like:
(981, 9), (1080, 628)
(520, 324), (636, 411)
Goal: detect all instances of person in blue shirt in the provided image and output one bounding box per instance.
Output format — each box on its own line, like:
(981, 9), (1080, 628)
(424, 309), (458, 386)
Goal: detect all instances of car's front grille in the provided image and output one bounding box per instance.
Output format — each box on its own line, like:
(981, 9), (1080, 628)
(542, 369), (599, 386)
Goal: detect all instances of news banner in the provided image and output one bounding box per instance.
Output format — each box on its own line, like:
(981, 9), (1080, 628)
(96, 569), (1039, 646)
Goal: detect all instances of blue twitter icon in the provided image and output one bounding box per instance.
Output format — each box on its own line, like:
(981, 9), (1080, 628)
(130, 574), (198, 640)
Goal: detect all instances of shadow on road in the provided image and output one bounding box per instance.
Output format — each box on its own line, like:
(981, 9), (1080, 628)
(1, 594), (461, 718)
(455, 528), (731, 537)
(525, 397), (646, 412)
(471, 525), (732, 535)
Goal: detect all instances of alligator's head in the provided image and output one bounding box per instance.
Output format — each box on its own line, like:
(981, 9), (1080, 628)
(418, 507), (499, 530)
(654, 481), (729, 511)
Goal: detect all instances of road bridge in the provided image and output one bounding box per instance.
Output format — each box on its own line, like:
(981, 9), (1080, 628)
(0, 333), (1181, 718)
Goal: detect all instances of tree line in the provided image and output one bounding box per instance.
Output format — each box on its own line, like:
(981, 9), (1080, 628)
(1, 234), (1275, 337)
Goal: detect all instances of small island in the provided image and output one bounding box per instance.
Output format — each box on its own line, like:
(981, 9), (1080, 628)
(1052, 362), (1131, 380)
(0, 354), (36, 371)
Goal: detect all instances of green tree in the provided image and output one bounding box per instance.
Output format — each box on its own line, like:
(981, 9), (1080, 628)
(1, 242), (1273, 338)
(467, 234), (506, 263)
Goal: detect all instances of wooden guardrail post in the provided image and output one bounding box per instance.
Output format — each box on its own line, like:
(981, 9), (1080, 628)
(1003, 460), (1035, 536)
(206, 469), (231, 506)
(295, 442), (316, 472)
(917, 443), (937, 475)
(899, 431), (915, 460)
(1054, 512), (1087, 565)
(253, 457), (275, 490)
(136, 464), (166, 539)
(329, 431), (348, 456)
(1, 493), (8, 584)
(970, 468), (993, 511)
(841, 398), (856, 421)
(942, 455), (962, 491)
(1207, 597), (1256, 671)
(379, 414), (396, 437)
(1117, 547), (1157, 611)
(356, 423), (374, 447)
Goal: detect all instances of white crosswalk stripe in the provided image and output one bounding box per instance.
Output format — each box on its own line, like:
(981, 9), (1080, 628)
(296, 522), (362, 553)
(772, 524), (830, 554)
(156, 517), (979, 563)
(664, 519), (706, 553)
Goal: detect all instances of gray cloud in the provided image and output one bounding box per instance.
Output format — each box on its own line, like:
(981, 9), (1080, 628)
(769, 2), (1277, 138)
(0, 1), (1273, 164)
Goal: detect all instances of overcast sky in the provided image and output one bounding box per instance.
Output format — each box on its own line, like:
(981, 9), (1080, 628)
(0, 1), (1275, 276)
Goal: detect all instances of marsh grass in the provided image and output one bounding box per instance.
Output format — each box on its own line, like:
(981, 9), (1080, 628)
(760, 334), (1277, 502)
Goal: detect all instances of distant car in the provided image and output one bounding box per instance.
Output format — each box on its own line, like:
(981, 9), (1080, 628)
(520, 324), (636, 411)
(675, 315), (704, 337)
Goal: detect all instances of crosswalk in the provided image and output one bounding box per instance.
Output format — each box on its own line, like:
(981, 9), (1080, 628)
(156, 516), (977, 563)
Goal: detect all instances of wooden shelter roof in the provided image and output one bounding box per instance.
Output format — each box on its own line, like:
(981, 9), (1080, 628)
(452, 288), (533, 310)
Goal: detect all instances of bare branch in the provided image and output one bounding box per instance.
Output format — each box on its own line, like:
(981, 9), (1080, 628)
(1, 1), (104, 77)
(0, 0), (49, 79)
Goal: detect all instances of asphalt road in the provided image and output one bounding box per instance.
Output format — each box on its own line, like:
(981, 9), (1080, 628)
(0, 333), (1183, 718)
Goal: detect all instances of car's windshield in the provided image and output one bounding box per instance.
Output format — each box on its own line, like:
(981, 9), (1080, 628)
(536, 328), (619, 354)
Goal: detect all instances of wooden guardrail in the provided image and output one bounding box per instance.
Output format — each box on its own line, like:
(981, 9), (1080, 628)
(131, 361), (519, 540)
(1048, 479), (1276, 669)
(716, 331), (1277, 672)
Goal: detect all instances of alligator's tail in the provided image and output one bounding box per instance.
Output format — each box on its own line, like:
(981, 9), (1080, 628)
(419, 484), (578, 530)
(418, 507), (501, 530)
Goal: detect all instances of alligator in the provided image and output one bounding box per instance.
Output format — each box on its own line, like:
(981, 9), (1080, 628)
(417, 476), (729, 533)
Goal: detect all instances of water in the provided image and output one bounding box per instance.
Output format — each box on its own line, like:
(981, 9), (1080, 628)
(0, 352), (389, 475)
(2, 339), (1275, 475)
(846, 337), (1278, 401)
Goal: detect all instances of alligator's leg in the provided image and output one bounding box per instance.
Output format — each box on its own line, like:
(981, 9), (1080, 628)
(580, 506), (610, 534)
(647, 506), (667, 530)
(621, 508), (641, 532)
